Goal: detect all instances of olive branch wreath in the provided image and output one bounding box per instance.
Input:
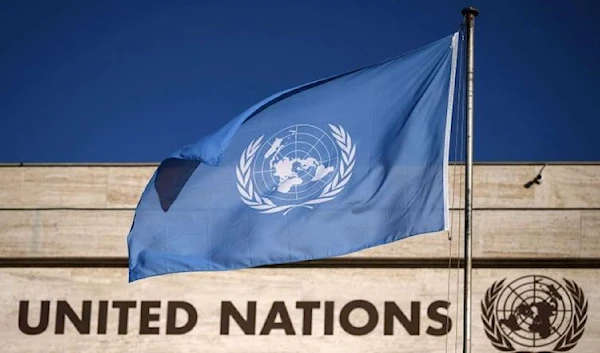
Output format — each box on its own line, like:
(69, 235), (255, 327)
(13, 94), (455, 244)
(553, 279), (588, 352)
(236, 124), (356, 215)
(481, 279), (515, 352)
(481, 278), (588, 353)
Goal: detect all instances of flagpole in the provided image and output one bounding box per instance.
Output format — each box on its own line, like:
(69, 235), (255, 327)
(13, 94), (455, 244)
(462, 6), (478, 353)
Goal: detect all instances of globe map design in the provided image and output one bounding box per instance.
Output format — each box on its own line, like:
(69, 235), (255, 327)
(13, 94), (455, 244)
(252, 124), (339, 202)
(495, 275), (573, 348)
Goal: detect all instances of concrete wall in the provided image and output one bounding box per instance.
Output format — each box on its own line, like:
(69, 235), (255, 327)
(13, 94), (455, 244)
(1, 164), (599, 353)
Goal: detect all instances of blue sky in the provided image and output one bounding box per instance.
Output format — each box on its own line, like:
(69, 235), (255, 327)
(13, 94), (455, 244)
(1, 0), (598, 163)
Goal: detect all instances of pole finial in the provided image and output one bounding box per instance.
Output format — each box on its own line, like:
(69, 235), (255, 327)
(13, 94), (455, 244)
(461, 7), (479, 17)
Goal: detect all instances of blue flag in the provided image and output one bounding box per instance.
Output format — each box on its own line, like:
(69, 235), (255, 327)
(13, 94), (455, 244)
(128, 32), (461, 281)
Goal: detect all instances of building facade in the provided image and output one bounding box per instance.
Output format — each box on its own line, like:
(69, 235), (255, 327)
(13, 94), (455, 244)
(1, 163), (598, 352)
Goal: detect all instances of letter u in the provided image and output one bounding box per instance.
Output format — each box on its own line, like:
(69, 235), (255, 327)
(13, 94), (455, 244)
(19, 301), (50, 335)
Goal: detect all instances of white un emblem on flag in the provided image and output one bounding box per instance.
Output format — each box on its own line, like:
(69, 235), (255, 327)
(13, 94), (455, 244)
(236, 124), (356, 215)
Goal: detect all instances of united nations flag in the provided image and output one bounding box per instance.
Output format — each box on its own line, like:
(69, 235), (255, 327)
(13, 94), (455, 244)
(128, 31), (462, 281)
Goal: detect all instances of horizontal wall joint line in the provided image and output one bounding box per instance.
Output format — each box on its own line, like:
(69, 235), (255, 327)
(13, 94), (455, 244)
(1, 257), (599, 269)
(2, 207), (599, 211)
(3, 162), (600, 167)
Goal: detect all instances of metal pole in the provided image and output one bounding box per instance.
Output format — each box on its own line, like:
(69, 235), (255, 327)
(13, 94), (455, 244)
(461, 6), (478, 353)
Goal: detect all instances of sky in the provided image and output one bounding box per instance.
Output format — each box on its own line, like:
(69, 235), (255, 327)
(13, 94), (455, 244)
(1, 0), (599, 163)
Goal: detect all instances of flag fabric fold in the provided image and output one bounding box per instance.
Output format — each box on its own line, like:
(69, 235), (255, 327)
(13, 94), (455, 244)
(128, 31), (462, 282)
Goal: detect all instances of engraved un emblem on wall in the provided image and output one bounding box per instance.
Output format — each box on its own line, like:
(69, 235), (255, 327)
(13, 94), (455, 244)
(482, 275), (588, 352)
(236, 124), (356, 215)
